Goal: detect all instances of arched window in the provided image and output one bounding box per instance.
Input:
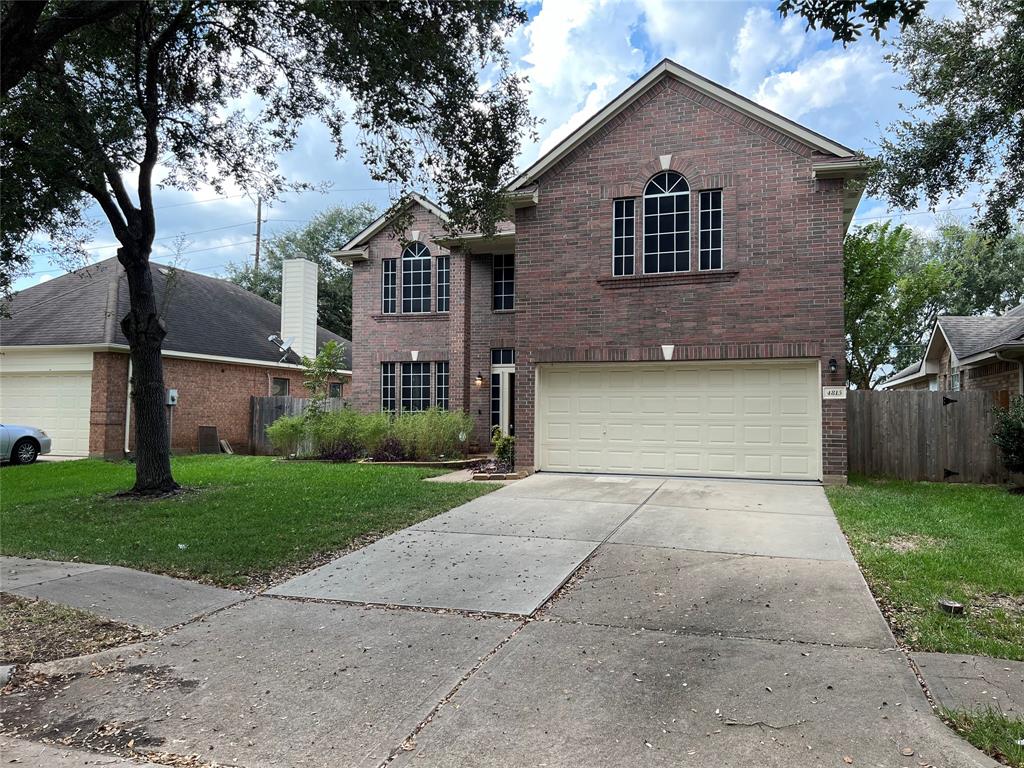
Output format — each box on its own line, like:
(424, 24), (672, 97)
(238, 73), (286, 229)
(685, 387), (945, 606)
(643, 171), (690, 273)
(402, 241), (431, 313)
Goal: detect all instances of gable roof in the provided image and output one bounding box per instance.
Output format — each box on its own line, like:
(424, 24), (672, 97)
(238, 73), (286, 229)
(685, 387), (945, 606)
(508, 58), (858, 192)
(338, 193), (448, 252)
(937, 312), (1024, 359)
(1, 258), (350, 368)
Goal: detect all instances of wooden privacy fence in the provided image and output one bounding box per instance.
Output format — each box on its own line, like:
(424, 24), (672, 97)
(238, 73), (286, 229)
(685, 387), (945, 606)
(250, 396), (344, 455)
(847, 390), (1008, 483)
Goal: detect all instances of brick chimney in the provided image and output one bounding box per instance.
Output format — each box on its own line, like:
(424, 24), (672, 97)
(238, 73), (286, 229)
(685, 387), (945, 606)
(281, 258), (318, 361)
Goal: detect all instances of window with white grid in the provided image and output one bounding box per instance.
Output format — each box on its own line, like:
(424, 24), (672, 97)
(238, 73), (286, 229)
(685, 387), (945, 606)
(435, 361), (449, 410)
(699, 189), (723, 271)
(436, 255), (450, 313)
(612, 198), (635, 276)
(402, 242), (431, 313)
(381, 363), (396, 412)
(381, 259), (397, 314)
(401, 362), (431, 412)
(643, 171), (690, 274)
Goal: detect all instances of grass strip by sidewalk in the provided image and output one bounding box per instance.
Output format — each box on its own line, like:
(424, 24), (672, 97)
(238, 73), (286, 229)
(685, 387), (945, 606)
(0, 455), (498, 587)
(942, 708), (1024, 768)
(826, 477), (1024, 660)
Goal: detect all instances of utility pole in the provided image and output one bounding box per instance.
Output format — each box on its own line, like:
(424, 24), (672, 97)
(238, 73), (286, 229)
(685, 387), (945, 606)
(253, 195), (263, 275)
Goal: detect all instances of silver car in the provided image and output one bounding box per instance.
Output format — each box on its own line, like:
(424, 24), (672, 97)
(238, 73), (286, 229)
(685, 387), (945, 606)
(0, 424), (52, 464)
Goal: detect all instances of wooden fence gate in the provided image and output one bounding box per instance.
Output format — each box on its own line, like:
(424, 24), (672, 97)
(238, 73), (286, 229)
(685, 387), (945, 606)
(847, 390), (1009, 483)
(250, 396), (344, 455)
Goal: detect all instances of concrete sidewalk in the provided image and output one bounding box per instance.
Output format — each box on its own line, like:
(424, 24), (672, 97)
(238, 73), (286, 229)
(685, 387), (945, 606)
(0, 556), (246, 630)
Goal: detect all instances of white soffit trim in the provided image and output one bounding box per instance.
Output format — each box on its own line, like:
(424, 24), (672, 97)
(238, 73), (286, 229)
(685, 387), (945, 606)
(508, 59), (856, 191)
(336, 193), (449, 253)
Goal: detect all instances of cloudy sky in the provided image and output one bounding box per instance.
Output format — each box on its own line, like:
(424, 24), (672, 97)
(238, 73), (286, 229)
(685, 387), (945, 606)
(16, 0), (967, 292)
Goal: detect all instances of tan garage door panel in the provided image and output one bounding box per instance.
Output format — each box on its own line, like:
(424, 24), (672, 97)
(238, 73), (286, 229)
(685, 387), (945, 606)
(537, 361), (821, 480)
(0, 373), (93, 456)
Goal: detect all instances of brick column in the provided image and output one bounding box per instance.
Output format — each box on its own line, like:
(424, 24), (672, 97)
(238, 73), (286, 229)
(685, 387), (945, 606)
(448, 248), (472, 412)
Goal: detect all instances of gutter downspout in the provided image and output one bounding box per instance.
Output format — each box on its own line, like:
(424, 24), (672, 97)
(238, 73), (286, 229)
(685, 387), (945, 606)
(995, 351), (1024, 395)
(124, 358), (132, 455)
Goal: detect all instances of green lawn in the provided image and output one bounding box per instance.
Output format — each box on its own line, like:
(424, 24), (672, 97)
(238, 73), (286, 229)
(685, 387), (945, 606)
(943, 708), (1024, 768)
(0, 456), (497, 587)
(827, 478), (1024, 660)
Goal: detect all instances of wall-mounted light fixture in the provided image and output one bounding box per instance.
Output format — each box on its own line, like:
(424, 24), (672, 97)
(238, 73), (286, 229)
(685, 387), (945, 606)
(474, 373), (484, 387)
(828, 358), (838, 375)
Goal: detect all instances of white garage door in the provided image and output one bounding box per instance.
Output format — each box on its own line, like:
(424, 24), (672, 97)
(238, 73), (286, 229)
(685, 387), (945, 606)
(537, 360), (821, 480)
(0, 372), (93, 456)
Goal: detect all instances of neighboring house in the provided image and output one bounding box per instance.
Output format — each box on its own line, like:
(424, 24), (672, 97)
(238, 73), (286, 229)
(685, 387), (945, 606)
(881, 304), (1024, 399)
(334, 59), (866, 483)
(0, 257), (349, 457)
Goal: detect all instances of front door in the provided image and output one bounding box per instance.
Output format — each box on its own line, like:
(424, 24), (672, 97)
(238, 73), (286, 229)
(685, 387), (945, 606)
(490, 349), (515, 438)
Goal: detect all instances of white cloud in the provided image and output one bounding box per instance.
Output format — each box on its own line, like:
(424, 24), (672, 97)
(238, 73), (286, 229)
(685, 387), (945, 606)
(729, 7), (808, 93)
(753, 46), (890, 122)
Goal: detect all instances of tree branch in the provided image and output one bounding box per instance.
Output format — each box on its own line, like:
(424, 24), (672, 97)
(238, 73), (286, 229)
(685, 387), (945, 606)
(1, 1), (129, 94)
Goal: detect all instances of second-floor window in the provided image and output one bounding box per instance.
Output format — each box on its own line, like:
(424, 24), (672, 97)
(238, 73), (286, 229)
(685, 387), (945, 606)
(382, 258), (397, 314)
(612, 198), (635, 276)
(436, 254), (450, 313)
(493, 253), (514, 311)
(643, 171), (689, 274)
(699, 189), (723, 270)
(402, 242), (431, 313)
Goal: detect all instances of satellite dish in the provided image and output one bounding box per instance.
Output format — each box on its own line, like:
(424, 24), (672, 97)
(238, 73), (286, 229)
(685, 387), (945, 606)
(267, 334), (296, 363)
(280, 336), (295, 352)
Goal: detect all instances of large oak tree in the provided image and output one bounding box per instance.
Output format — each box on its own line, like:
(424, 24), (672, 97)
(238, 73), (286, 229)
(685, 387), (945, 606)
(1, 0), (534, 493)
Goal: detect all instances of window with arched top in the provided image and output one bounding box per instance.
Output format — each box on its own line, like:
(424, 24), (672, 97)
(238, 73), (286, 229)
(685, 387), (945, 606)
(643, 171), (690, 274)
(402, 241), (431, 313)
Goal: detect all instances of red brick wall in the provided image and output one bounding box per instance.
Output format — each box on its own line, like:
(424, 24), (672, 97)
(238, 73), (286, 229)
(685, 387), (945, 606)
(966, 359), (1020, 395)
(349, 204), (452, 411)
(512, 76), (849, 477)
(349, 75), (851, 479)
(89, 352), (309, 457)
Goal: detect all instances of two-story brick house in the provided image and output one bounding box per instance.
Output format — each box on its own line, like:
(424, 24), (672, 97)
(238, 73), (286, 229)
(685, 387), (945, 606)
(335, 60), (865, 483)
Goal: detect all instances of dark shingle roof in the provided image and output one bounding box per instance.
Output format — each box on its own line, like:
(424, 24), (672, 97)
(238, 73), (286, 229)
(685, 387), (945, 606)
(884, 360), (923, 384)
(1, 258), (350, 368)
(938, 310), (1024, 358)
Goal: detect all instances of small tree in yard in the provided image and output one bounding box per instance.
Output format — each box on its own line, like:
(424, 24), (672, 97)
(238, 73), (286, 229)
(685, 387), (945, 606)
(993, 396), (1024, 493)
(302, 340), (345, 421)
(1, 1), (534, 494)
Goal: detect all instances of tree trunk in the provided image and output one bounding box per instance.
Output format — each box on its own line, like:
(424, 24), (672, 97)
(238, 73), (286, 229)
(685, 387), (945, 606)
(119, 246), (178, 495)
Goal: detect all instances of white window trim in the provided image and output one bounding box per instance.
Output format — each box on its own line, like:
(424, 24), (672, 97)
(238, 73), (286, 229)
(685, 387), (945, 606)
(401, 242), (432, 314)
(381, 258), (397, 314)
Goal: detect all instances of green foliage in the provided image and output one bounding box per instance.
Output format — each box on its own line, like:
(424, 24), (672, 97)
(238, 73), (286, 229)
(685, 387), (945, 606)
(942, 708), (1024, 767)
(870, 0), (1024, 234)
(777, 0), (926, 44)
(922, 222), (1024, 317)
(993, 396), (1024, 477)
(844, 222), (948, 388)
(225, 204), (377, 338)
(268, 408), (472, 461)
(302, 340), (346, 419)
(265, 415), (305, 457)
(492, 426), (516, 470)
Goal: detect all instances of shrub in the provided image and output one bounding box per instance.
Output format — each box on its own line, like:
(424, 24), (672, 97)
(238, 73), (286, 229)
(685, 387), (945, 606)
(492, 426), (515, 471)
(308, 408), (363, 458)
(264, 407), (474, 462)
(357, 411), (393, 458)
(265, 415), (305, 457)
(993, 395), (1024, 480)
(372, 436), (406, 462)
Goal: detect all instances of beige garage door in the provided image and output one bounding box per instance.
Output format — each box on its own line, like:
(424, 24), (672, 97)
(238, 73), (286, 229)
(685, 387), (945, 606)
(537, 361), (821, 480)
(0, 372), (93, 456)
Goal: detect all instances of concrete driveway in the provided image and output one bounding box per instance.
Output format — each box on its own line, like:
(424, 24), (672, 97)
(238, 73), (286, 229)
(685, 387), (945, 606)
(2, 474), (995, 767)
